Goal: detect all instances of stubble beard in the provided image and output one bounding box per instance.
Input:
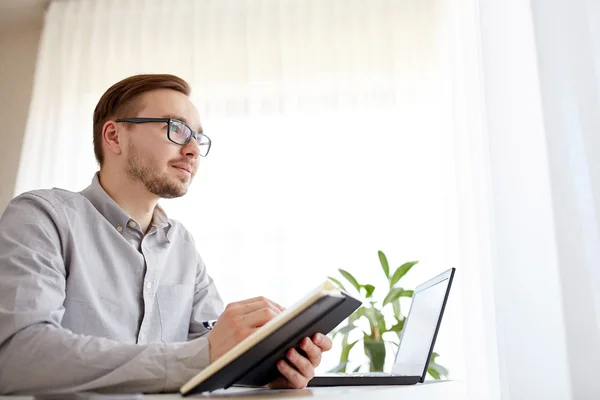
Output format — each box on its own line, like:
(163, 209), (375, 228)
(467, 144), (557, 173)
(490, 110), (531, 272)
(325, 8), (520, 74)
(126, 142), (190, 199)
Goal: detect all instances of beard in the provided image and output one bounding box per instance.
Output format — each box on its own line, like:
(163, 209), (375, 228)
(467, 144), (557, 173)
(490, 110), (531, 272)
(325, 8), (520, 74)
(126, 142), (191, 199)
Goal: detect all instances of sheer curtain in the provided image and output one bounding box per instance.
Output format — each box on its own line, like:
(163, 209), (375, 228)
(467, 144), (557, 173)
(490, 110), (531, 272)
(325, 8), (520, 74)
(19, 0), (463, 392)
(15, 0), (600, 398)
(454, 0), (600, 398)
(17, 0), (465, 378)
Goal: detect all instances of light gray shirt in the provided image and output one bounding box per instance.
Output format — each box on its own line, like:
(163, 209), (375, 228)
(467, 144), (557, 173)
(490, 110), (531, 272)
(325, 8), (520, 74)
(0, 173), (224, 394)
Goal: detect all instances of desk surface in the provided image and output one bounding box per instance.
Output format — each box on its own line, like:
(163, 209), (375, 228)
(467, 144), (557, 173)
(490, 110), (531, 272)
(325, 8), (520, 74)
(3, 380), (465, 400)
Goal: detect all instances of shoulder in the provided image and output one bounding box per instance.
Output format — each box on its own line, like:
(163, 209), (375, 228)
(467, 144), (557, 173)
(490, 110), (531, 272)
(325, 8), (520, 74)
(1, 188), (96, 230)
(0, 188), (82, 244)
(5, 187), (75, 214)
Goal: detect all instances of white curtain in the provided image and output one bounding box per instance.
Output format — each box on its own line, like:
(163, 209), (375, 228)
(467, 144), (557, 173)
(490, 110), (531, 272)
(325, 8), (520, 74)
(19, 0), (600, 397)
(17, 0), (465, 378)
(454, 0), (600, 398)
(25, 0), (600, 397)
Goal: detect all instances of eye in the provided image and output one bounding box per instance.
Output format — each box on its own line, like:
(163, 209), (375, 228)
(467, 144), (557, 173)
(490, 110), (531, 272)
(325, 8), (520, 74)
(171, 122), (188, 135)
(169, 124), (181, 133)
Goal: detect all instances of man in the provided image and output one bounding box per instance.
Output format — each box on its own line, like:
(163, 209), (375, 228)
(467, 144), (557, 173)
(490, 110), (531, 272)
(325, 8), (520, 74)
(0, 74), (332, 394)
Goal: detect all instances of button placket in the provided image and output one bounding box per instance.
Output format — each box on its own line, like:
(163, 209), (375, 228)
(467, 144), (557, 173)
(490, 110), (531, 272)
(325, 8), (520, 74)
(138, 235), (157, 343)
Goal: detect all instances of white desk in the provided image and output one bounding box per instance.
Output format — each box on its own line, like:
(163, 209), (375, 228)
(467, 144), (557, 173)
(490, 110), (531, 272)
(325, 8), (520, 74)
(3, 381), (465, 400)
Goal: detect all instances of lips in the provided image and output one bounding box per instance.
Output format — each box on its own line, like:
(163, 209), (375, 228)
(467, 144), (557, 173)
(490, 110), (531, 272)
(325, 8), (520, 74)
(172, 164), (193, 174)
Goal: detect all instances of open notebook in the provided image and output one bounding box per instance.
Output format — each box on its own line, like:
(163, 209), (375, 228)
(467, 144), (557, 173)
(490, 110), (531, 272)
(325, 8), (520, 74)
(180, 281), (362, 396)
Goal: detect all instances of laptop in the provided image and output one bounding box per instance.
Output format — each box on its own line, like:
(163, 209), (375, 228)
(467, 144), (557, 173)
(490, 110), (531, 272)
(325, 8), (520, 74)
(307, 267), (455, 386)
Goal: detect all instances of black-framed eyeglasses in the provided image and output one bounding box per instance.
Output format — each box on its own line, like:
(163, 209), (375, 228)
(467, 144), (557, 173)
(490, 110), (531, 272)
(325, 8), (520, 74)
(115, 117), (211, 157)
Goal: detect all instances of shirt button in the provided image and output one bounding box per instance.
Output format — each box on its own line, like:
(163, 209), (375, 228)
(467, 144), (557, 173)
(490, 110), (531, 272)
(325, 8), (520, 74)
(146, 281), (152, 290)
(116, 225), (123, 232)
(128, 221), (137, 228)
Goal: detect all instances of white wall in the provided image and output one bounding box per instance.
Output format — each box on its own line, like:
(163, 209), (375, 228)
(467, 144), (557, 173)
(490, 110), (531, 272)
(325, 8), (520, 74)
(0, 23), (42, 211)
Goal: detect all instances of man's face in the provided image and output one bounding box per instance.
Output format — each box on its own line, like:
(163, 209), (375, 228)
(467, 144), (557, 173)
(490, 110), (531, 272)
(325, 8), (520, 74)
(122, 89), (202, 199)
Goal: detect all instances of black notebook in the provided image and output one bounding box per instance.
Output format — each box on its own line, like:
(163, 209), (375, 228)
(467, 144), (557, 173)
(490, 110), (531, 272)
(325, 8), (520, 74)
(179, 281), (362, 396)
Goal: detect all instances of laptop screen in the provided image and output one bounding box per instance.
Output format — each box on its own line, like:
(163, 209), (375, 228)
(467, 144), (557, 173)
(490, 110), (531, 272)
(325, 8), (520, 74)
(390, 268), (454, 380)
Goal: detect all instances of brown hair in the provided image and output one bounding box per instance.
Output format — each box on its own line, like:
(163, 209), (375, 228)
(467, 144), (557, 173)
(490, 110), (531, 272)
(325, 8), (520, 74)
(92, 74), (191, 165)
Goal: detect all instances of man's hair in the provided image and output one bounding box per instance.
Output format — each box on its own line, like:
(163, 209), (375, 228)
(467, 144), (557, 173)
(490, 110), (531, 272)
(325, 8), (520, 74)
(92, 74), (191, 165)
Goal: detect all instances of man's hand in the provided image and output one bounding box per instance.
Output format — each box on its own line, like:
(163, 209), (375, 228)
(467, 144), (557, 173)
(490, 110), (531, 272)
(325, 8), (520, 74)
(207, 296), (284, 362)
(267, 333), (333, 389)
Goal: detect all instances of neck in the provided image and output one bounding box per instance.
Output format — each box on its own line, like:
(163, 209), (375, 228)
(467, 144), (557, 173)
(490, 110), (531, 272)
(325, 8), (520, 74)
(98, 167), (158, 233)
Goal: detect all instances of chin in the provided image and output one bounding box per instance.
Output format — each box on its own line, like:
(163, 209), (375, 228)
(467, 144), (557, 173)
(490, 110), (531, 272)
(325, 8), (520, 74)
(160, 186), (188, 199)
(173, 179), (192, 195)
(174, 175), (192, 188)
(147, 176), (189, 199)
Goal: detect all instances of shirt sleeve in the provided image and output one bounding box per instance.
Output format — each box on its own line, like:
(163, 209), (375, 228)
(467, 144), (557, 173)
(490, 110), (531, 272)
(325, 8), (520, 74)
(187, 249), (225, 341)
(0, 194), (210, 395)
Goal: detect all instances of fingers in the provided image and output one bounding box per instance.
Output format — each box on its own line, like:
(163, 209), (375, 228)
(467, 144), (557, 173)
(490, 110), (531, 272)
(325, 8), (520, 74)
(241, 306), (279, 327)
(266, 376), (290, 390)
(312, 333), (333, 352)
(287, 348), (315, 382)
(299, 337), (322, 367)
(277, 349), (313, 389)
(240, 298), (284, 317)
(234, 296), (285, 312)
(208, 296), (285, 363)
(220, 297), (284, 327)
(224, 297), (283, 321)
(269, 335), (331, 389)
(276, 360), (308, 389)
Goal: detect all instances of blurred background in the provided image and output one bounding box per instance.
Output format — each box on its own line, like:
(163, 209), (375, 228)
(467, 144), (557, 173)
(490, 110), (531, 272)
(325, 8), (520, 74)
(0, 0), (599, 399)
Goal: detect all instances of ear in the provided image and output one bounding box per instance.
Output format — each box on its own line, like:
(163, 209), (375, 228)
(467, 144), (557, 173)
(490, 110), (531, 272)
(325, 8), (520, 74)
(102, 120), (124, 157)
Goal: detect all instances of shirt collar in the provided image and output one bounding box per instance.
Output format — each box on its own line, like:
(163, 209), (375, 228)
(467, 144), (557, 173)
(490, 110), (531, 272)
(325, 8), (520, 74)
(151, 204), (170, 229)
(80, 173), (173, 239)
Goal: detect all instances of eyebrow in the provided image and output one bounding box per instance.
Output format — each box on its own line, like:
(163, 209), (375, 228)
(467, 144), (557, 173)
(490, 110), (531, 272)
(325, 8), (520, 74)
(162, 114), (203, 133)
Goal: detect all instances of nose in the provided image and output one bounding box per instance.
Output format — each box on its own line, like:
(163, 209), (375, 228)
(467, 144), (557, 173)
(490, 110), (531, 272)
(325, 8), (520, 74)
(181, 138), (200, 159)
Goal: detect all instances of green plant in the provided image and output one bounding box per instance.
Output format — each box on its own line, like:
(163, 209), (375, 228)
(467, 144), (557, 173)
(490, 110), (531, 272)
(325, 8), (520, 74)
(327, 250), (448, 379)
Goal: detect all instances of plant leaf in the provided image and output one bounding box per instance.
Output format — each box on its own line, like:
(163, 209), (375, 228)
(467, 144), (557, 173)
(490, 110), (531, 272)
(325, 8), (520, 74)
(364, 339), (386, 372)
(362, 308), (384, 331)
(339, 339), (359, 373)
(428, 361), (449, 379)
(339, 269), (361, 293)
(383, 288), (414, 306)
(331, 317), (356, 339)
(389, 318), (405, 340)
(390, 261), (419, 287)
(328, 276), (347, 292)
(337, 323), (357, 335)
(350, 307), (365, 323)
(362, 284), (375, 298)
(428, 366), (441, 380)
(389, 318), (405, 333)
(378, 250), (390, 278)
(392, 299), (401, 318)
(362, 307), (387, 342)
(428, 352), (448, 377)
(352, 365), (362, 373)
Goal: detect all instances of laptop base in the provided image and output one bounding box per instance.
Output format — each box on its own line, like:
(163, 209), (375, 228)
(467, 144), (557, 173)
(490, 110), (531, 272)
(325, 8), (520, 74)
(307, 374), (421, 387)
